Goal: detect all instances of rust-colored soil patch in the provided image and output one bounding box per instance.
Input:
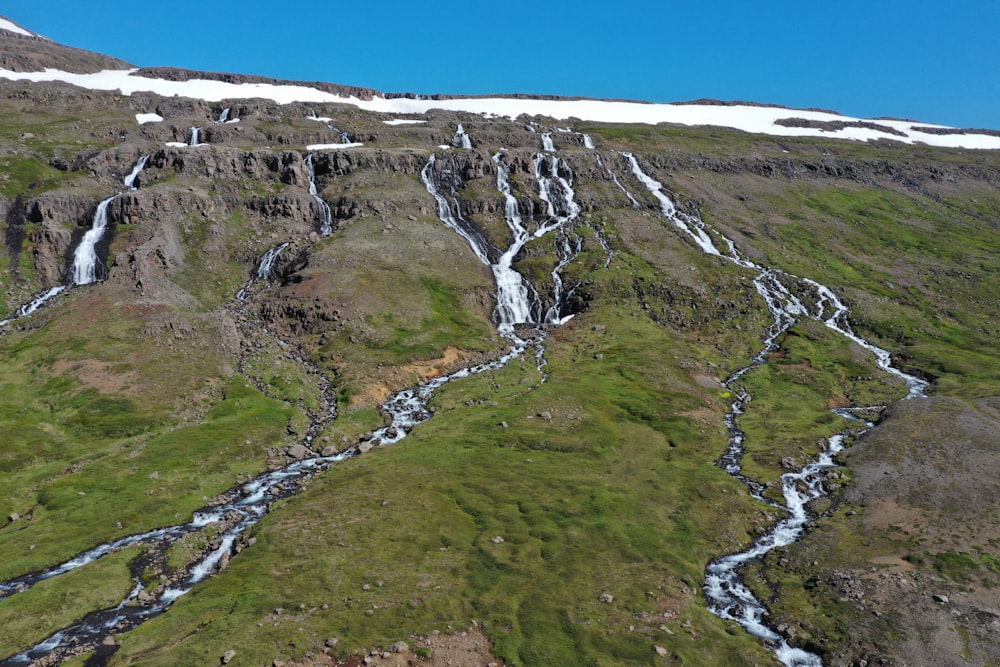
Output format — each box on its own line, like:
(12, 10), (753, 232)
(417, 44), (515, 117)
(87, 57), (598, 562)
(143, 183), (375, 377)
(351, 347), (471, 407)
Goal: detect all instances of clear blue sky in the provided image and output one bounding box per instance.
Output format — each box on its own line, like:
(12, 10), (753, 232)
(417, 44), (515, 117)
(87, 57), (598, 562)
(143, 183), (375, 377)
(5, 1), (1000, 129)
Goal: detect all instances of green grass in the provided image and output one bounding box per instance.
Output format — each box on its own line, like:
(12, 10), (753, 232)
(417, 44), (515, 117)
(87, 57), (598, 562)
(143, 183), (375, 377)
(3, 98), (1000, 667)
(0, 547), (138, 659)
(106, 296), (775, 667)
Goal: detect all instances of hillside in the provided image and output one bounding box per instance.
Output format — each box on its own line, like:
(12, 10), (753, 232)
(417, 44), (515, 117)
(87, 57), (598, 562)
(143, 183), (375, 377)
(0, 21), (999, 667)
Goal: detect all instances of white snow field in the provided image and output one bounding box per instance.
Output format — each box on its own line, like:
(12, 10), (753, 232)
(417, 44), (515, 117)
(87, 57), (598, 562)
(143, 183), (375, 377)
(1, 67), (998, 149)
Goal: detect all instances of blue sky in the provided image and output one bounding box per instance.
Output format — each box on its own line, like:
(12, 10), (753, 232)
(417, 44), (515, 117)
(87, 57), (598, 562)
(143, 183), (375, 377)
(5, 1), (999, 129)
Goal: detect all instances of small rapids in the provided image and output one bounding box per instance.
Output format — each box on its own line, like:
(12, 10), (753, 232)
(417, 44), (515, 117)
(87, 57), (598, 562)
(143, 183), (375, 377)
(621, 152), (928, 666)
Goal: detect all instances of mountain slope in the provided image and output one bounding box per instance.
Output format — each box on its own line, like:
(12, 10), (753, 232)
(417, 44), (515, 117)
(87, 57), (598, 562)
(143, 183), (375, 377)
(0, 23), (998, 667)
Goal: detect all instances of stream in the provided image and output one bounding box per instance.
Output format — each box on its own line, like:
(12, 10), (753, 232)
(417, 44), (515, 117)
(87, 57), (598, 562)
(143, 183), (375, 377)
(0, 138), (932, 666)
(620, 151), (928, 666)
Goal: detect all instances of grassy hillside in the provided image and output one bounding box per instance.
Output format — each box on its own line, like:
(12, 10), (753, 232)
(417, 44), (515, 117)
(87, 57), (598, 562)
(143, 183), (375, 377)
(1, 80), (998, 667)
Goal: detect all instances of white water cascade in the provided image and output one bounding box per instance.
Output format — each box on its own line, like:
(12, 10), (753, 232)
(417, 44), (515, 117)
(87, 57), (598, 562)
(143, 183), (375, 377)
(256, 242), (290, 281)
(421, 148), (587, 355)
(531, 154), (582, 323)
(622, 152), (929, 666)
(305, 154), (334, 235)
(188, 126), (202, 146)
(454, 124), (473, 149)
(70, 155), (150, 286)
(541, 131), (555, 152)
(216, 108), (230, 123)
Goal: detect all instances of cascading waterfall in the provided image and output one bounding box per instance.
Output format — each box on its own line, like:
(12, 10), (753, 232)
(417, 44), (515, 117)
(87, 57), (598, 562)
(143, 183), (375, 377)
(623, 152), (720, 255)
(454, 124), (473, 149)
(420, 150), (584, 378)
(545, 232), (584, 324)
(255, 242), (290, 281)
(69, 198), (115, 285)
(583, 133), (595, 149)
(622, 152), (928, 666)
(71, 155), (150, 286)
(305, 154), (334, 235)
(188, 126), (201, 146)
(531, 154), (582, 323)
(2, 156), (148, 325)
(541, 131), (555, 152)
(216, 108), (230, 123)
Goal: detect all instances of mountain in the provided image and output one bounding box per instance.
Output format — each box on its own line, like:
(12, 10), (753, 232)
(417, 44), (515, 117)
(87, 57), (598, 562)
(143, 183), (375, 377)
(1, 19), (998, 667)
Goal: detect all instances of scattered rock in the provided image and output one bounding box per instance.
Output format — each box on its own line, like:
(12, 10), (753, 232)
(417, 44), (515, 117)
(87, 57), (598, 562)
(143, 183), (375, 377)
(221, 649), (237, 664)
(599, 592), (614, 603)
(933, 594), (949, 603)
(286, 444), (310, 459)
(321, 445), (338, 457)
(7, 513), (19, 522)
(491, 535), (505, 544)
(655, 645), (668, 656)
(324, 637), (339, 648)
(537, 411), (552, 421)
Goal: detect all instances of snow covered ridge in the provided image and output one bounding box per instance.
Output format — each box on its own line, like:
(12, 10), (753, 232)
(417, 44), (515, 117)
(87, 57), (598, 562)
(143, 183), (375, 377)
(0, 17), (36, 37)
(2, 67), (999, 149)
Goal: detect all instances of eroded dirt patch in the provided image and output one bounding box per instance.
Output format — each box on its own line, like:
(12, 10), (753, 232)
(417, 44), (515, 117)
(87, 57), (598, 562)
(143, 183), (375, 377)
(288, 626), (503, 667)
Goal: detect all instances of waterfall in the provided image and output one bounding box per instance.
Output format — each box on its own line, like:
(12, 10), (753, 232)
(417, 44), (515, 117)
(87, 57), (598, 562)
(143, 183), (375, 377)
(541, 132), (555, 152)
(454, 124), (473, 149)
(624, 152), (720, 255)
(188, 127), (201, 146)
(69, 155), (150, 286)
(70, 197), (115, 285)
(217, 108), (230, 123)
(256, 242), (290, 281)
(305, 154), (334, 236)
(123, 154), (149, 189)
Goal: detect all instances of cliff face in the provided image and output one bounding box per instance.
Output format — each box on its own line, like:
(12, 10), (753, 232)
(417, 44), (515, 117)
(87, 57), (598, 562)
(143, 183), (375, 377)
(1, 38), (999, 667)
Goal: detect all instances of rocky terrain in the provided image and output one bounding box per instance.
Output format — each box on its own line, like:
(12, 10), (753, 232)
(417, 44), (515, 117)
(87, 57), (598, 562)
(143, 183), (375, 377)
(0, 22), (998, 667)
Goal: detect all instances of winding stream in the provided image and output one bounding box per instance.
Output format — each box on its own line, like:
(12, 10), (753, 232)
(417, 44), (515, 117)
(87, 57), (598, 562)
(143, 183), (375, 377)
(620, 151), (928, 665)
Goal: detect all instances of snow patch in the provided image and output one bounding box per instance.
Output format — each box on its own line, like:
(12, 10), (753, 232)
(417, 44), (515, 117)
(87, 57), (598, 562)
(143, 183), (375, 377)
(306, 142), (364, 150)
(383, 119), (427, 125)
(0, 18), (34, 37)
(1, 67), (998, 149)
(135, 113), (163, 124)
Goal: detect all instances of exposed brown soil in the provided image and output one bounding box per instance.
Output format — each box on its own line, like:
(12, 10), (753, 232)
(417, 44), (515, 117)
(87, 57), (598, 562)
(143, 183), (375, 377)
(287, 627), (503, 667)
(352, 347), (472, 407)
